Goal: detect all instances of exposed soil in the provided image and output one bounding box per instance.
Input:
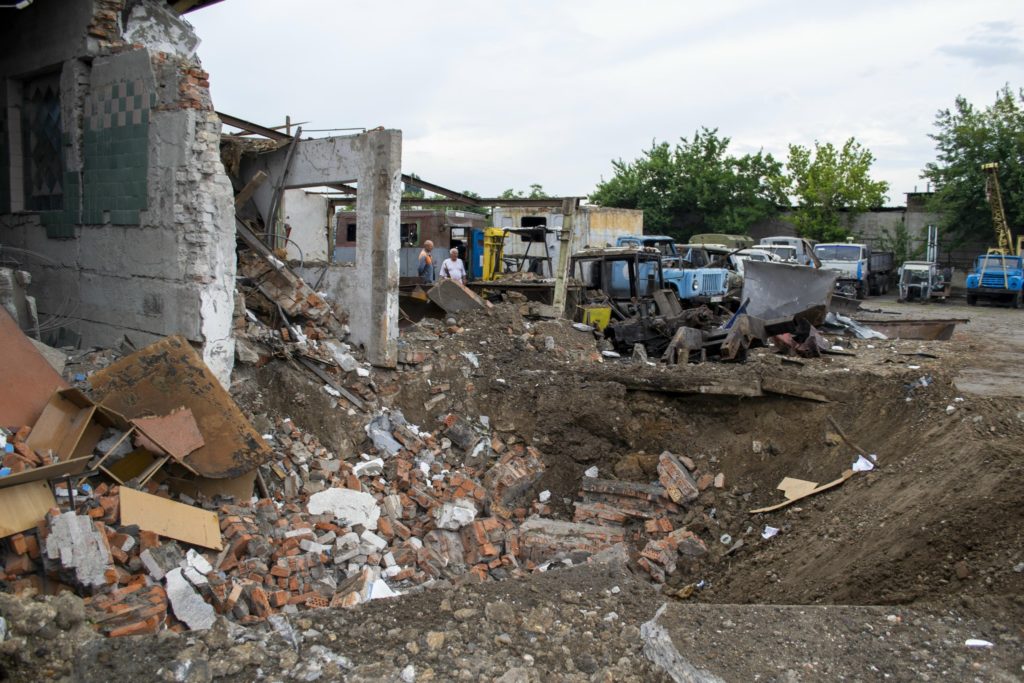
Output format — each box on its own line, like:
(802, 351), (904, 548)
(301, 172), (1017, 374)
(3, 293), (1022, 681)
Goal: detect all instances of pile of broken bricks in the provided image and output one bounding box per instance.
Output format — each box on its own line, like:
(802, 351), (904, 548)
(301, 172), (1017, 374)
(571, 451), (725, 583)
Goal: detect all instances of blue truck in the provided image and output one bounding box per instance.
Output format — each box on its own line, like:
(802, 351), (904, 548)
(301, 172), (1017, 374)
(615, 235), (731, 303)
(965, 254), (1023, 308)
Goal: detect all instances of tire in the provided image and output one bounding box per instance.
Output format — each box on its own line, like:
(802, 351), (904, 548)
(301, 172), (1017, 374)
(967, 294), (977, 306)
(1012, 292), (1021, 309)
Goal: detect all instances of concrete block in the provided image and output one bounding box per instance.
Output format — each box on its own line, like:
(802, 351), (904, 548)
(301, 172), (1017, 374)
(165, 567), (216, 630)
(44, 512), (113, 589)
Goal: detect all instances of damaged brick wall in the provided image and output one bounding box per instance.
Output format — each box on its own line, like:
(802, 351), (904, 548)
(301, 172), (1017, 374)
(0, 0), (236, 384)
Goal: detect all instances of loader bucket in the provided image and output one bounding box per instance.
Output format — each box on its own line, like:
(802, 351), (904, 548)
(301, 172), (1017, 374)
(741, 260), (837, 325)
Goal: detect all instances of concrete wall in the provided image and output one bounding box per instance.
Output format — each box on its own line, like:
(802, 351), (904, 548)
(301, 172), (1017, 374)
(0, 0), (237, 384)
(283, 189), (329, 263)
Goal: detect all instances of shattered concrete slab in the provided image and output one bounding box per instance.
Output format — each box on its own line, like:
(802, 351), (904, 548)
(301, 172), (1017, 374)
(165, 567), (216, 630)
(44, 512), (114, 590)
(307, 488), (381, 530)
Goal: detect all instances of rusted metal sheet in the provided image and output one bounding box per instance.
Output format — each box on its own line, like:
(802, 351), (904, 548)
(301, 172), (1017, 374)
(853, 318), (965, 341)
(89, 336), (271, 479)
(0, 308), (68, 428)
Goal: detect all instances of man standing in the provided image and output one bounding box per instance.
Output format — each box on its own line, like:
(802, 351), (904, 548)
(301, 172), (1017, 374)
(418, 240), (435, 284)
(439, 247), (467, 285)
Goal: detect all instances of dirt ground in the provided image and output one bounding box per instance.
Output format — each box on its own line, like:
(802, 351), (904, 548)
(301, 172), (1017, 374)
(3, 290), (1022, 682)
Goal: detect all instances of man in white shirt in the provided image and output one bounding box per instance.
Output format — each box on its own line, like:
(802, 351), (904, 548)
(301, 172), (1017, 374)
(439, 248), (467, 284)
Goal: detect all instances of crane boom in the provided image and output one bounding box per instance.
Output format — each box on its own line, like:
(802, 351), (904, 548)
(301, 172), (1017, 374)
(981, 162), (1014, 254)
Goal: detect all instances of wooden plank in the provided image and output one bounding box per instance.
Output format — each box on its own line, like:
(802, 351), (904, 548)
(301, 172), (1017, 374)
(0, 456), (90, 490)
(297, 357), (365, 410)
(119, 487), (223, 550)
(234, 170), (267, 208)
(0, 481), (56, 537)
(777, 477), (819, 500)
(749, 470), (854, 514)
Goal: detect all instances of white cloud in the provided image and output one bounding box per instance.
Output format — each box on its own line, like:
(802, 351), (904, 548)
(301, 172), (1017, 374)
(189, 0), (1024, 204)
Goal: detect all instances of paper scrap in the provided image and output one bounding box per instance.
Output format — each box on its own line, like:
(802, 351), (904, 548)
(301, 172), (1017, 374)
(852, 455), (875, 472)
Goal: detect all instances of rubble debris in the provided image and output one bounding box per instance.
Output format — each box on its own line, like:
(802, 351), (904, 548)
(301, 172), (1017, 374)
(749, 470), (855, 514)
(658, 451), (700, 505)
(164, 567), (216, 630)
(90, 336), (272, 479)
(426, 279), (490, 314)
(45, 511), (114, 590)
(307, 488), (381, 529)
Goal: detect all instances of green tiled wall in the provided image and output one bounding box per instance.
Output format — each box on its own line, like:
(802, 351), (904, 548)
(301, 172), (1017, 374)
(82, 78), (152, 226)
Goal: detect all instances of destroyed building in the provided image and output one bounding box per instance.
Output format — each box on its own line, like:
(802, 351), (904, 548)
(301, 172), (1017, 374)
(1, 0), (404, 376)
(0, 3), (1021, 682)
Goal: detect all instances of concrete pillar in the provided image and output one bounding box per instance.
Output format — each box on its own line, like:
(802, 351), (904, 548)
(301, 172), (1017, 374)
(355, 130), (401, 367)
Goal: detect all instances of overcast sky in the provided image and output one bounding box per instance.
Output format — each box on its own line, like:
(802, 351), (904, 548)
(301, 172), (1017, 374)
(188, 1), (1023, 206)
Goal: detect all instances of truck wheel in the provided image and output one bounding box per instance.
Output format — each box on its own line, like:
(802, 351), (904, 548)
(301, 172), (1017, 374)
(1012, 292), (1021, 309)
(967, 294), (977, 306)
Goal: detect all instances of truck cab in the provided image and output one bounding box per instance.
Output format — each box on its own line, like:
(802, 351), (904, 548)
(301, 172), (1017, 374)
(759, 236), (818, 266)
(615, 235), (730, 303)
(965, 254), (1024, 308)
(813, 242), (892, 298)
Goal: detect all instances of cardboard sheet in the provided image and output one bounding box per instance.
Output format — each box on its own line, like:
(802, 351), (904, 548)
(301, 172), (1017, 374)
(777, 477), (819, 500)
(749, 470), (855, 514)
(119, 487), (223, 550)
(0, 308), (69, 427)
(89, 336), (270, 479)
(0, 480), (56, 537)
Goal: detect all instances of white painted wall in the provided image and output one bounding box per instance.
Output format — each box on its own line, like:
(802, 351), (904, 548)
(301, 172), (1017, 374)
(282, 190), (329, 263)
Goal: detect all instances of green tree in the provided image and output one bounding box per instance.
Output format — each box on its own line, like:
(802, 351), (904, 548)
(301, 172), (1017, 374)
(785, 138), (889, 242)
(403, 172), (425, 198)
(590, 128), (787, 240)
(499, 184), (550, 199)
(921, 85), (1024, 246)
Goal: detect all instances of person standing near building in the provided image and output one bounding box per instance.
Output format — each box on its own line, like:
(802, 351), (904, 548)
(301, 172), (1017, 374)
(418, 240), (435, 284)
(439, 247), (467, 285)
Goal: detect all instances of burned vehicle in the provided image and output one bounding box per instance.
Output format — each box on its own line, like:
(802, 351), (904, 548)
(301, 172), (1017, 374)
(568, 247), (716, 357)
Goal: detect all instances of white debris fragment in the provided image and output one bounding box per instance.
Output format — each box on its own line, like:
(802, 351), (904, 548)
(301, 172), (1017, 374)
(601, 350), (621, 358)
(165, 568), (216, 630)
(323, 385), (341, 398)
(945, 404), (956, 415)
(307, 488), (381, 530)
(572, 322), (594, 332)
(584, 466), (599, 478)
(433, 498), (477, 530)
(353, 458), (385, 478)
(461, 351), (480, 368)
(185, 549), (212, 574)
(356, 367), (370, 377)
(761, 526), (779, 540)
(538, 490), (551, 503)
(965, 639), (994, 649)
(852, 454), (875, 472)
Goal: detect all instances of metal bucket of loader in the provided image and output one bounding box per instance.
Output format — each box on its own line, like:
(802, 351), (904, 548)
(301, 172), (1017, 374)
(741, 260), (838, 325)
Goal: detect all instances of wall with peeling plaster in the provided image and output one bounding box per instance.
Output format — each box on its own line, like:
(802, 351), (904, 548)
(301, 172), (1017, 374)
(0, 0), (236, 385)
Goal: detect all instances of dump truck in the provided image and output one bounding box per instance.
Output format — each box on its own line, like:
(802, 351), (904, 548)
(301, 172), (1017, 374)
(813, 243), (894, 299)
(965, 254), (1023, 307)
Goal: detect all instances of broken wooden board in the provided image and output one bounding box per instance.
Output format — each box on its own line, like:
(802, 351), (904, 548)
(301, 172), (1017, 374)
(777, 477), (819, 500)
(89, 336), (270, 480)
(0, 456), (91, 490)
(102, 449), (158, 485)
(26, 389), (107, 462)
(749, 470), (855, 514)
(0, 308), (69, 428)
(119, 487), (222, 550)
(0, 480), (57, 537)
(131, 407), (205, 464)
